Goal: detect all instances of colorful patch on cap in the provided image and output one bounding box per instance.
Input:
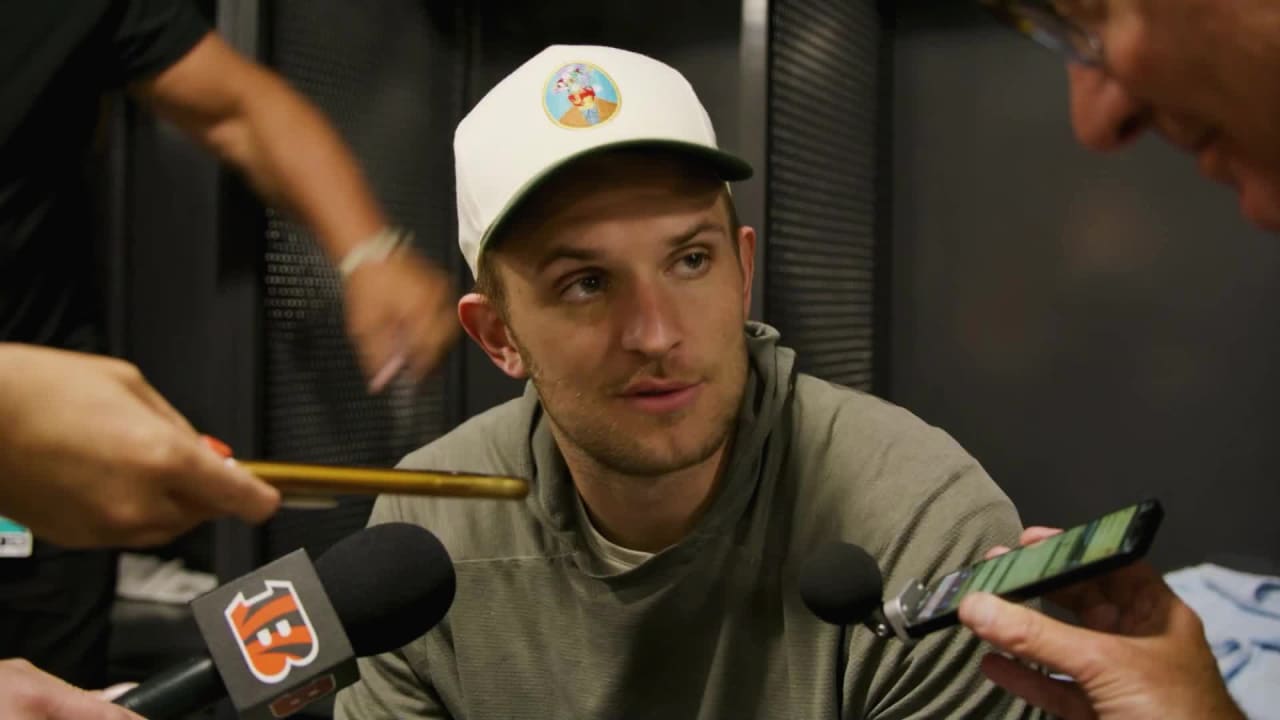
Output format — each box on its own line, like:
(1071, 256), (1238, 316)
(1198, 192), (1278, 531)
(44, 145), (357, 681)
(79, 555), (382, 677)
(544, 63), (620, 129)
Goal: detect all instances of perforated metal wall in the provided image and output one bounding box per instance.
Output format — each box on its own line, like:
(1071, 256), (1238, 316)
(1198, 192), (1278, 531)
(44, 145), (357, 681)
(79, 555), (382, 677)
(261, 1), (464, 559)
(766, 0), (882, 391)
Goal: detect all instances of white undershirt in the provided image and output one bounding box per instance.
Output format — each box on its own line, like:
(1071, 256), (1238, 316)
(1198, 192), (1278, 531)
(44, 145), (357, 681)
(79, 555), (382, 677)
(574, 493), (654, 573)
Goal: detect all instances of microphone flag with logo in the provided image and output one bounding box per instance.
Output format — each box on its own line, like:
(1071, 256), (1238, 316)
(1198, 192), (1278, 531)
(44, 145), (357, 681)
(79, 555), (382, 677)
(190, 548), (356, 720)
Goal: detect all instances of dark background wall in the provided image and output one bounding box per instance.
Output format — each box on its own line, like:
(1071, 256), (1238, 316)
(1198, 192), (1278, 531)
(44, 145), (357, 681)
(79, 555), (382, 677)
(766, 0), (885, 392)
(888, 2), (1280, 571)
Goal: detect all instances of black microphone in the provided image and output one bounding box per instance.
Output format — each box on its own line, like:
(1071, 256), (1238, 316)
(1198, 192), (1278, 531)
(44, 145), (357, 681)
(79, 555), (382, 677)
(798, 541), (884, 625)
(798, 541), (921, 642)
(115, 522), (455, 719)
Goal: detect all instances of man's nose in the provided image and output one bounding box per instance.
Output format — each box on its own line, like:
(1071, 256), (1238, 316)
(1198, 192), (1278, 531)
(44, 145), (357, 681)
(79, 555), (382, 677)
(619, 279), (681, 359)
(1066, 63), (1150, 152)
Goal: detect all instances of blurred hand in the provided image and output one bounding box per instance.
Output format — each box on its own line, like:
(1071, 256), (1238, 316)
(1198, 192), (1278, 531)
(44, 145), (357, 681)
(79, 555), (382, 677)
(0, 658), (144, 719)
(0, 344), (281, 548)
(342, 249), (458, 392)
(959, 526), (1243, 720)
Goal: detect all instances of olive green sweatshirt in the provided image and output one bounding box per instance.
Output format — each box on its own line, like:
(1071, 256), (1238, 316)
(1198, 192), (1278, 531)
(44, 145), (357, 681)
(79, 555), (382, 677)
(336, 323), (1036, 719)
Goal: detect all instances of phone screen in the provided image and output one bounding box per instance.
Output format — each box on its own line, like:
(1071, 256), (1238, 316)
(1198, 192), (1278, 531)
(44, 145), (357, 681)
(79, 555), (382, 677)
(911, 503), (1142, 624)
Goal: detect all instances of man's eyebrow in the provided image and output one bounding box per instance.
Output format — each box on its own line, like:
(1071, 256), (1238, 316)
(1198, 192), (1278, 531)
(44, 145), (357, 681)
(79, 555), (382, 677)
(534, 220), (728, 273)
(535, 246), (601, 274)
(668, 220), (727, 249)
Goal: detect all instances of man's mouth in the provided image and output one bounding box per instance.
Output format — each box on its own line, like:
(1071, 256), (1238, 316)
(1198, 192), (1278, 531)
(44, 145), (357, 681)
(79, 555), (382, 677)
(624, 379), (693, 395)
(619, 380), (702, 414)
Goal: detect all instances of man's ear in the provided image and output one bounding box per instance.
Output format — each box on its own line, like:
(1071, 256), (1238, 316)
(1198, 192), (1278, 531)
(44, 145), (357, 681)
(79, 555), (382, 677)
(458, 293), (528, 379)
(737, 225), (757, 317)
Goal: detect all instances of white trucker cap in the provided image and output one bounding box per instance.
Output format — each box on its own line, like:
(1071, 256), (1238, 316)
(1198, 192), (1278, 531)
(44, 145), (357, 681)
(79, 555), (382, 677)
(453, 44), (753, 277)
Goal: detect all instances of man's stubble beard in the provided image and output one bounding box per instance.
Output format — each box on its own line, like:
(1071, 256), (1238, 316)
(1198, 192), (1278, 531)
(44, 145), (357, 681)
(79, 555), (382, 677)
(517, 340), (747, 478)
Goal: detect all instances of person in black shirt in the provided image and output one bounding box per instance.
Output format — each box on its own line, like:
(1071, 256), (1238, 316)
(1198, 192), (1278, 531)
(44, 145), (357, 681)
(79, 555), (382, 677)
(0, 0), (459, 703)
(1, 0), (457, 377)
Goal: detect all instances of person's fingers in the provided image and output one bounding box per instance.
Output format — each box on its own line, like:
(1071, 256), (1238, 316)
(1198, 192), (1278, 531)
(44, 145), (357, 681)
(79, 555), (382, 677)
(401, 267), (458, 384)
(369, 348), (406, 393)
(201, 435), (232, 458)
(345, 255), (460, 391)
(960, 592), (1109, 682)
(43, 688), (147, 720)
(369, 303), (451, 390)
(88, 459), (194, 548)
(1095, 560), (1167, 604)
(1011, 526), (1115, 619)
(164, 438), (280, 525)
(405, 312), (455, 383)
(977, 527), (1116, 626)
(3, 659), (145, 720)
(115, 506), (205, 549)
(1077, 600), (1122, 633)
(94, 682), (139, 702)
(1094, 562), (1183, 635)
(346, 292), (399, 388)
(1036, 572), (1116, 626)
(100, 432), (277, 545)
(1039, 562), (1167, 631)
(979, 653), (1094, 720)
(1019, 526), (1063, 546)
(355, 331), (396, 389)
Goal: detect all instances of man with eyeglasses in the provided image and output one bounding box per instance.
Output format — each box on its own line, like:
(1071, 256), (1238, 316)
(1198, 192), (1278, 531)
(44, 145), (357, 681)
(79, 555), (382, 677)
(953, 2), (1272, 719)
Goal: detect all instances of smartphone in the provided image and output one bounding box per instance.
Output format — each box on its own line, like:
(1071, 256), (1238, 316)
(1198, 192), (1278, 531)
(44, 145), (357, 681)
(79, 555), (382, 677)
(898, 498), (1163, 638)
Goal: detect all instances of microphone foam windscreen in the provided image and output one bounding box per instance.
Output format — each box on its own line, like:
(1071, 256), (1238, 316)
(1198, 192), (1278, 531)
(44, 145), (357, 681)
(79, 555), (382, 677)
(314, 522), (456, 657)
(798, 541), (885, 625)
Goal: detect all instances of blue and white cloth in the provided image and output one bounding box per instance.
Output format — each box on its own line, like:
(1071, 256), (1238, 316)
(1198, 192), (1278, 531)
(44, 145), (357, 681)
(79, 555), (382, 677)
(1166, 564), (1280, 719)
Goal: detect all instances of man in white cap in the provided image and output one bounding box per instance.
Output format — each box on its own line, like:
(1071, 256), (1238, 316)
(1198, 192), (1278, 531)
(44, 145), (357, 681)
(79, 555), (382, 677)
(336, 45), (1035, 718)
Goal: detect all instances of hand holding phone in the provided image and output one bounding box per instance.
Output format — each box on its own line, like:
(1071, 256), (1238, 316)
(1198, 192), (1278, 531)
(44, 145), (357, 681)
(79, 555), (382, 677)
(800, 499), (1165, 641)
(899, 499), (1163, 637)
(956, 522), (1243, 720)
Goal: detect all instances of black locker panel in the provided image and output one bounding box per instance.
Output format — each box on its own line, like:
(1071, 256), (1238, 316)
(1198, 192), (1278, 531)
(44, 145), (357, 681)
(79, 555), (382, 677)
(765, 0), (882, 391)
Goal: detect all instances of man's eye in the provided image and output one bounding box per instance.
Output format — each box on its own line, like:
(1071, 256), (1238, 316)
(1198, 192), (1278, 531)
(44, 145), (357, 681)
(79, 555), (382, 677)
(562, 274), (605, 300)
(676, 251), (711, 276)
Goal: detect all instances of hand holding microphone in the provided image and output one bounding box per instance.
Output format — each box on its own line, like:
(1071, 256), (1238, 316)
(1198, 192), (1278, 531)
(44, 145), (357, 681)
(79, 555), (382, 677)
(0, 658), (144, 720)
(796, 502), (1242, 720)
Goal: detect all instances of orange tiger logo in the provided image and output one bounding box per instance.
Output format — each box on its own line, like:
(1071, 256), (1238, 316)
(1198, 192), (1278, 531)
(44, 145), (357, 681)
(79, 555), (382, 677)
(224, 580), (320, 684)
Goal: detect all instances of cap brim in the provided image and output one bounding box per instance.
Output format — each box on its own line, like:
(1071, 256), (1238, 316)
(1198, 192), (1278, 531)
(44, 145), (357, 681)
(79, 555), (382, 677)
(478, 139), (753, 264)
